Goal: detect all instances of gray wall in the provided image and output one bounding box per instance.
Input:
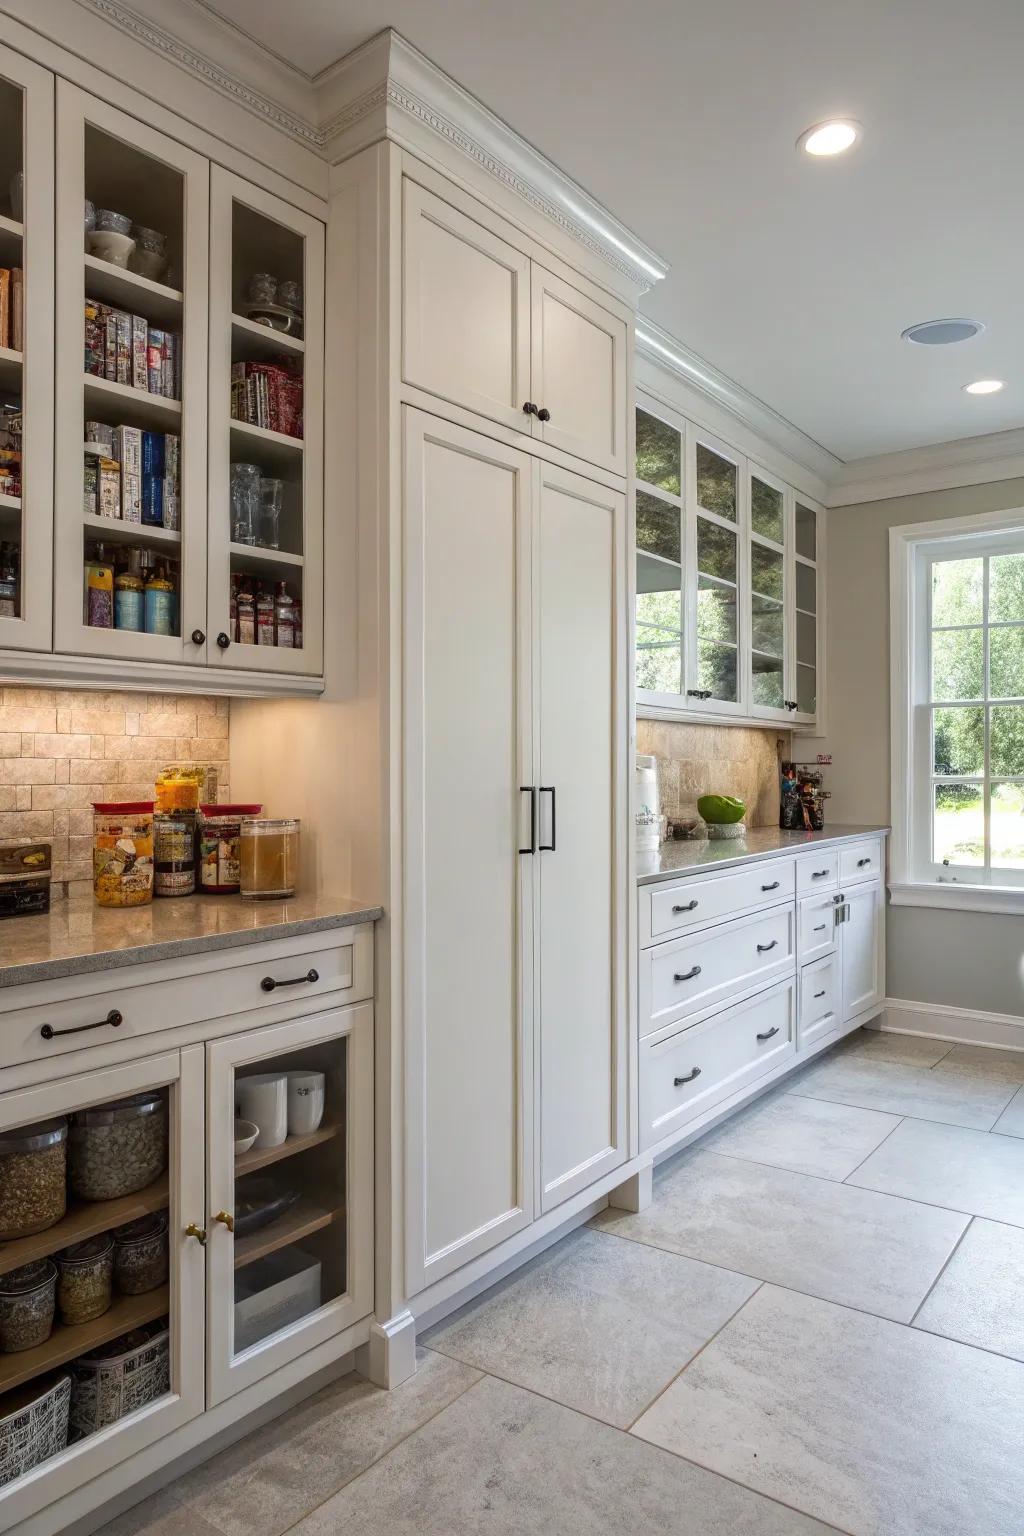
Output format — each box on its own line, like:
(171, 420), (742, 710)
(819, 476), (1024, 1017)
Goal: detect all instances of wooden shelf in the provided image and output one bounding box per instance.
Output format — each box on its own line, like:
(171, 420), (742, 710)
(82, 514), (181, 550)
(231, 313), (304, 360)
(0, 1175), (169, 1278)
(229, 420), (303, 472)
(0, 214), (22, 266)
(84, 255), (183, 327)
(233, 1197), (341, 1270)
(84, 376), (181, 431)
(0, 345), (23, 394)
(228, 543), (304, 580)
(0, 492), (20, 513)
(236, 1123), (338, 1178)
(0, 1286), (169, 1395)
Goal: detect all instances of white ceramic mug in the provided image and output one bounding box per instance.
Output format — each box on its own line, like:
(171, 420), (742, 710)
(236, 1072), (288, 1148)
(287, 1071), (325, 1136)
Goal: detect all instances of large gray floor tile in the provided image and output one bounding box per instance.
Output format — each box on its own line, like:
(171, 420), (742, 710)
(423, 1226), (756, 1428)
(632, 1283), (1024, 1536)
(290, 1374), (835, 1536)
(839, 1029), (954, 1067)
(993, 1084), (1024, 1138)
(933, 1041), (1024, 1083)
(790, 1053), (1016, 1129)
(704, 1090), (900, 1179)
(593, 1149), (966, 1321)
(108, 1350), (481, 1536)
(914, 1218), (1024, 1360)
(848, 1117), (1024, 1225)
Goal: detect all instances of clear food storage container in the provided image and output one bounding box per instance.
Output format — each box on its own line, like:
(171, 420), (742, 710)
(92, 802), (154, 907)
(239, 818), (300, 900)
(198, 804), (262, 893)
(68, 1093), (167, 1202)
(0, 1119), (68, 1240)
(56, 1236), (114, 1325)
(0, 1262), (57, 1353)
(113, 1214), (168, 1295)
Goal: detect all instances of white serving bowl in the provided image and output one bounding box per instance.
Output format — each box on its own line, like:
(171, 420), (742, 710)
(86, 230), (136, 269)
(234, 1119), (260, 1155)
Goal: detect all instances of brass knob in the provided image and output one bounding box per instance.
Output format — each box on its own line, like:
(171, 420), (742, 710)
(185, 1222), (206, 1246)
(215, 1210), (235, 1233)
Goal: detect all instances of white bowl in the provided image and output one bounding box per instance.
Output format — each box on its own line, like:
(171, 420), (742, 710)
(86, 230), (136, 269)
(128, 247), (169, 282)
(234, 1119), (259, 1155)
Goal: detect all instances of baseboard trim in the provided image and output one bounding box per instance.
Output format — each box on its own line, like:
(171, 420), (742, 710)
(877, 997), (1024, 1051)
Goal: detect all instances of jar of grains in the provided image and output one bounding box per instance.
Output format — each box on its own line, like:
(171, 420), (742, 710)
(56, 1236), (114, 1325)
(239, 818), (300, 900)
(112, 1213), (168, 1295)
(92, 802), (154, 907)
(68, 1093), (167, 1202)
(0, 1261), (57, 1352)
(0, 1119), (68, 1240)
(198, 804), (262, 893)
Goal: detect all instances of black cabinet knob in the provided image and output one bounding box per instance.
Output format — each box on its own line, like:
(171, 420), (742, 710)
(522, 401), (539, 417)
(216, 632), (231, 649)
(537, 407), (550, 422)
(191, 629), (205, 645)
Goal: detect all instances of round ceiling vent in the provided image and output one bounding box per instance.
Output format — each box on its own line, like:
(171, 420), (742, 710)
(901, 318), (985, 346)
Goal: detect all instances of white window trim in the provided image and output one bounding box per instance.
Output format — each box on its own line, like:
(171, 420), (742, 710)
(890, 506), (1024, 914)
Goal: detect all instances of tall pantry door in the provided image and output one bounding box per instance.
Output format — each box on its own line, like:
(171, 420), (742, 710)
(402, 408), (535, 1296)
(535, 462), (629, 1212)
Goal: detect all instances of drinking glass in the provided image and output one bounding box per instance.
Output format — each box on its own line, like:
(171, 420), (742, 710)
(230, 463), (261, 546)
(259, 478), (284, 550)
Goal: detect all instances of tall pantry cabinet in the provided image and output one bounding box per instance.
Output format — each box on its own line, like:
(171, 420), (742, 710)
(343, 152), (635, 1307)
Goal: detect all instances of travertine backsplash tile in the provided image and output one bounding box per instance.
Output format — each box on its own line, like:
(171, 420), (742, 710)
(637, 719), (787, 829)
(0, 687), (230, 897)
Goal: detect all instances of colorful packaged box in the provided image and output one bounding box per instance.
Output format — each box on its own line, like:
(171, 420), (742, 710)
(97, 457), (121, 519)
(84, 302), (105, 377)
(115, 311), (132, 387)
(147, 328), (165, 395)
(163, 434), (180, 531)
(83, 456), (99, 516)
(131, 315), (148, 392)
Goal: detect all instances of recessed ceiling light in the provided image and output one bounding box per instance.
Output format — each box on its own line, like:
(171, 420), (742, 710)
(797, 119), (861, 157)
(902, 318), (985, 346)
(963, 379), (1005, 395)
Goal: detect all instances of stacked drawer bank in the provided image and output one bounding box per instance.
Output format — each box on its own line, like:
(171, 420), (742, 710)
(637, 827), (887, 1153)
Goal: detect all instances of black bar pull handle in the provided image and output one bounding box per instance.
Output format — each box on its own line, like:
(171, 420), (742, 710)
(756, 939), (779, 953)
(539, 786), (556, 851)
(41, 1008), (123, 1041)
(261, 968), (319, 993)
(674, 1067), (702, 1086)
(761, 880), (780, 892)
(519, 787), (537, 855)
(672, 899), (699, 914)
(674, 965), (702, 982)
(756, 1026), (780, 1041)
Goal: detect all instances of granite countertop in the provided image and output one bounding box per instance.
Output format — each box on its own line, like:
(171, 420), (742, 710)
(0, 892), (383, 989)
(636, 825), (890, 885)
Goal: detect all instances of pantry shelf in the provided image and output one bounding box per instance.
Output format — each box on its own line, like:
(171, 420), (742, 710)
(231, 313), (304, 360)
(82, 513), (181, 550)
(0, 1285), (169, 1395)
(233, 1197), (341, 1270)
(84, 255), (183, 327)
(228, 544), (304, 578)
(229, 420), (303, 473)
(83, 376), (181, 431)
(0, 1175), (169, 1278)
(0, 213), (22, 266)
(0, 345), (23, 393)
(235, 1123), (338, 1178)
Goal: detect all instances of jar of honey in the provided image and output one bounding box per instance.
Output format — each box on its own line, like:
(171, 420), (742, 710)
(238, 818), (299, 900)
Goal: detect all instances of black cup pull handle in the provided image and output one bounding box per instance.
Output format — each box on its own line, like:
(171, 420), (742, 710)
(756, 940), (779, 953)
(674, 1067), (702, 1086)
(41, 1008), (123, 1041)
(673, 965), (702, 982)
(761, 880), (780, 892)
(539, 786), (556, 852)
(756, 1026), (780, 1041)
(519, 787), (537, 855)
(672, 899), (699, 913)
(260, 968), (319, 994)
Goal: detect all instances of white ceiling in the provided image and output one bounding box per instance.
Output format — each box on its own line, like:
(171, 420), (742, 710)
(202, 0), (1024, 462)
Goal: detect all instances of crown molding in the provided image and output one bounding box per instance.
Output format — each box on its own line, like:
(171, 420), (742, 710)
(828, 425), (1024, 507)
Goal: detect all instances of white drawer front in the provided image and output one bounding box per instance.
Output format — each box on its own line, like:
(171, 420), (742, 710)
(800, 954), (838, 1048)
(646, 858), (796, 945)
(839, 838), (883, 885)
(798, 891), (838, 965)
(642, 905), (795, 1036)
(796, 850), (838, 894)
(640, 981), (796, 1150)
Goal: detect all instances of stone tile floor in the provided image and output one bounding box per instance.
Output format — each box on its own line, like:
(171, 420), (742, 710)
(113, 1029), (1024, 1536)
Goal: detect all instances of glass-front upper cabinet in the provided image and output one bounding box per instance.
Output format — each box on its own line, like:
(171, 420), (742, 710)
(634, 404), (684, 702)
(0, 53), (53, 654)
(205, 1004), (372, 1407)
(792, 496), (822, 723)
(690, 429), (742, 712)
(748, 463), (791, 721)
(207, 167), (324, 677)
(53, 83), (209, 666)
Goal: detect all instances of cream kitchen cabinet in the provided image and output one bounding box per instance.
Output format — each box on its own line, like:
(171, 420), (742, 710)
(401, 408), (628, 1294)
(402, 178), (629, 475)
(838, 879), (885, 1021)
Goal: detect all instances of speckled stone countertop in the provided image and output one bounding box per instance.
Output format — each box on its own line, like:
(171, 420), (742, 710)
(636, 825), (890, 886)
(0, 893), (383, 988)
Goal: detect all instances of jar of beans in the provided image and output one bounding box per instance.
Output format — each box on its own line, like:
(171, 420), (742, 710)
(113, 1213), (168, 1295)
(0, 1119), (68, 1240)
(56, 1236), (114, 1325)
(0, 1261), (57, 1352)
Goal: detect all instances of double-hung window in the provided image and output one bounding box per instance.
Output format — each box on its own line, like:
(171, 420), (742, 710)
(891, 511), (1024, 909)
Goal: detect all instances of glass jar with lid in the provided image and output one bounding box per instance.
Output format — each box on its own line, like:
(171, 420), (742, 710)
(0, 1119), (68, 1240)
(92, 802), (154, 907)
(239, 818), (300, 900)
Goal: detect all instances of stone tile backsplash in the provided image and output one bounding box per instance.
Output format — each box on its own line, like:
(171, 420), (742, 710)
(0, 687), (230, 897)
(637, 719), (787, 829)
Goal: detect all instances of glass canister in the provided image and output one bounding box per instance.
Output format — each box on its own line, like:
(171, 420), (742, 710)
(92, 802), (154, 907)
(68, 1093), (167, 1201)
(0, 1261), (57, 1353)
(56, 1236), (114, 1326)
(198, 804), (262, 894)
(155, 765), (205, 815)
(153, 811), (196, 897)
(0, 1120), (68, 1240)
(239, 818), (300, 900)
(230, 463), (261, 546)
(112, 1214), (169, 1295)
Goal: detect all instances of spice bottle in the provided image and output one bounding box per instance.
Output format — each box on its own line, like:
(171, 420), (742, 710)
(85, 545), (114, 629)
(145, 563), (175, 636)
(274, 582), (296, 647)
(114, 548), (144, 632)
(236, 578), (256, 645)
(255, 582), (275, 646)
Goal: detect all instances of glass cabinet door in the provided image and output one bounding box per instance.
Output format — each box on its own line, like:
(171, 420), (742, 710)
(0, 1048), (203, 1529)
(792, 497), (821, 723)
(0, 53), (54, 654)
(748, 465), (791, 719)
(689, 429), (742, 711)
(53, 83), (210, 665)
(634, 405), (684, 701)
(206, 1004), (372, 1407)
(207, 167), (325, 677)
